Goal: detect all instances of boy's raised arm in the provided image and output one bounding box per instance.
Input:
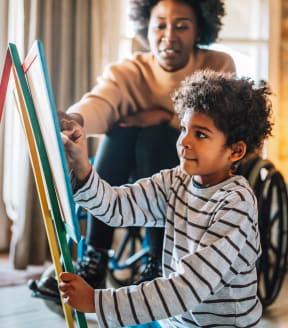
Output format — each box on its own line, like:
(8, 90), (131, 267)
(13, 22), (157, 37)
(73, 168), (173, 228)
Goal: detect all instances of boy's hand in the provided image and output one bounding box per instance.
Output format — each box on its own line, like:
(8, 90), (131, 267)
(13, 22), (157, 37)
(59, 272), (95, 313)
(60, 119), (91, 181)
(58, 112), (84, 128)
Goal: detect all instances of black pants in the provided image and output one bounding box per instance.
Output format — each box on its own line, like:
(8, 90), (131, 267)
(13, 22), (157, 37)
(86, 124), (179, 259)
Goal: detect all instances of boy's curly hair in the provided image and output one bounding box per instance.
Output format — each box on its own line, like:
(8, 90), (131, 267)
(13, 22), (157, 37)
(172, 70), (273, 157)
(129, 0), (225, 46)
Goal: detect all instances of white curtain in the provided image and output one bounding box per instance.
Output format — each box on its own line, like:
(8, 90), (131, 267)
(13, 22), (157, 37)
(0, 0), (25, 253)
(0, 1), (9, 252)
(0, 0), (121, 269)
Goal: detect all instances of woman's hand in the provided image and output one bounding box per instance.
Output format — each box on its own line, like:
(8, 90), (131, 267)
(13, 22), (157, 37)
(118, 109), (173, 128)
(60, 119), (91, 181)
(59, 272), (95, 313)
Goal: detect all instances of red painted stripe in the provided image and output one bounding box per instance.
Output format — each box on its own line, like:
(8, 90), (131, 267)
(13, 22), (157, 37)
(0, 49), (12, 123)
(22, 42), (38, 73)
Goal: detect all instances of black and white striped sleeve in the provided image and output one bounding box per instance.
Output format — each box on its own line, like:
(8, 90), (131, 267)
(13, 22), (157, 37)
(93, 199), (259, 328)
(73, 169), (172, 227)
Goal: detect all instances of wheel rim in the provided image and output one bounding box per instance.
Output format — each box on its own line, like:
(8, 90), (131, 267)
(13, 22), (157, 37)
(257, 169), (288, 307)
(108, 228), (149, 287)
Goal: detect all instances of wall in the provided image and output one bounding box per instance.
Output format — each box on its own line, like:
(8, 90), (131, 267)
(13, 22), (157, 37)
(278, 0), (288, 178)
(267, 0), (288, 180)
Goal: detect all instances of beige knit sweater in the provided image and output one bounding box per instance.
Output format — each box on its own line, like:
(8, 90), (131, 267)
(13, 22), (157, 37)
(68, 49), (235, 136)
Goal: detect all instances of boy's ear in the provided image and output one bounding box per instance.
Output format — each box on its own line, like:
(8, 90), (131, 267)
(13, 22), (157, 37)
(230, 141), (247, 163)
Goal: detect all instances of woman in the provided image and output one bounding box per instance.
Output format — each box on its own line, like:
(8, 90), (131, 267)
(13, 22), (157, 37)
(63, 0), (236, 290)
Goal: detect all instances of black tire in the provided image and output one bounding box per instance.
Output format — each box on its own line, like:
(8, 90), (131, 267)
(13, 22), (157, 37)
(240, 157), (288, 308)
(256, 168), (288, 308)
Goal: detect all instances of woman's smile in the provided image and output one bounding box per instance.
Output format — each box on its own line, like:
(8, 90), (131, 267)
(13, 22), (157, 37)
(159, 47), (181, 61)
(159, 46), (181, 55)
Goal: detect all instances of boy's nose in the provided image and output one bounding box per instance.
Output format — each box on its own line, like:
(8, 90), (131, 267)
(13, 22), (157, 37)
(181, 141), (192, 150)
(178, 133), (192, 150)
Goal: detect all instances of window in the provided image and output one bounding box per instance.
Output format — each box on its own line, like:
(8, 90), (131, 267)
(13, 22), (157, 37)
(215, 0), (269, 82)
(118, 0), (135, 60)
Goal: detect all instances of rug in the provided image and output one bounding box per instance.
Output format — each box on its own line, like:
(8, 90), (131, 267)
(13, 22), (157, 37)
(0, 253), (46, 287)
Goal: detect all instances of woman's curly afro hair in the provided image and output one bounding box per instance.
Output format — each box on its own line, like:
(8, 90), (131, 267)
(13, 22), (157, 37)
(172, 70), (273, 158)
(129, 0), (225, 46)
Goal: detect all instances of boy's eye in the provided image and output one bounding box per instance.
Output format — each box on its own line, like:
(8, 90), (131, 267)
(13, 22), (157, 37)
(196, 131), (207, 138)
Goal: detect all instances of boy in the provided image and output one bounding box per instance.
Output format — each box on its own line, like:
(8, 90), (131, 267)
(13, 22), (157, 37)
(59, 71), (273, 328)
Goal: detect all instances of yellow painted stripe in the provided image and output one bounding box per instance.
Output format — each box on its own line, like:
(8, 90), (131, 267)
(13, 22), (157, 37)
(12, 65), (74, 328)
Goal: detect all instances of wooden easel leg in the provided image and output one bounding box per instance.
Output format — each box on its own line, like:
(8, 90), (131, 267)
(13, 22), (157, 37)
(12, 66), (75, 328)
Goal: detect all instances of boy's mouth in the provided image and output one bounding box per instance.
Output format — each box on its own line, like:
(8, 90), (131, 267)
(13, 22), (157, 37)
(182, 156), (197, 161)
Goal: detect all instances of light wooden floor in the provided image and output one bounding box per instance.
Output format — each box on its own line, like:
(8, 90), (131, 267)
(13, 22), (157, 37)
(0, 275), (287, 328)
(0, 284), (99, 328)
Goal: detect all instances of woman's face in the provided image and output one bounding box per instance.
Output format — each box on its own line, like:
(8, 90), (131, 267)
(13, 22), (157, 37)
(148, 0), (198, 72)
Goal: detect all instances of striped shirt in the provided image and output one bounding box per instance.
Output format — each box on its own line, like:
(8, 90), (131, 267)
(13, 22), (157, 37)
(74, 166), (262, 328)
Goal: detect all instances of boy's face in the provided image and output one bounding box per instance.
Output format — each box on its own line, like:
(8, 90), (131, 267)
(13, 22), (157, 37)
(177, 111), (235, 187)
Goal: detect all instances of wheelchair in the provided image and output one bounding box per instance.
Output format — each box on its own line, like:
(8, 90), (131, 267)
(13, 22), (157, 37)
(28, 155), (288, 315)
(237, 156), (288, 308)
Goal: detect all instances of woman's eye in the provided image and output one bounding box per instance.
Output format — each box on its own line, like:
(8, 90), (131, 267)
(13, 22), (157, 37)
(175, 23), (188, 30)
(155, 24), (166, 30)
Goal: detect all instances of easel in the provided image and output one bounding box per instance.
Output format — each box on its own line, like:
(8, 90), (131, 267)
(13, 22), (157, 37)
(0, 42), (88, 328)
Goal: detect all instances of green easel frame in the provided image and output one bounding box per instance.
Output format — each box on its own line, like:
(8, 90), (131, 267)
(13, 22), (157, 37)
(0, 42), (88, 328)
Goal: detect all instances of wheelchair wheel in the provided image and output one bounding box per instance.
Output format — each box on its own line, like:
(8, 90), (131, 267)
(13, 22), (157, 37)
(240, 156), (288, 308)
(237, 156), (261, 180)
(256, 167), (288, 308)
(108, 227), (149, 288)
(245, 157), (274, 195)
